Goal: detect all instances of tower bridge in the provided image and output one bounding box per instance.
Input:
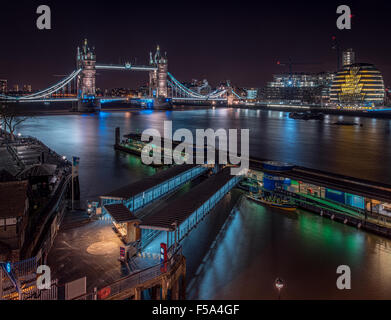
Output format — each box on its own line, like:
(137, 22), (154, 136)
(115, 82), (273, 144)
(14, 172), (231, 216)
(0, 40), (244, 111)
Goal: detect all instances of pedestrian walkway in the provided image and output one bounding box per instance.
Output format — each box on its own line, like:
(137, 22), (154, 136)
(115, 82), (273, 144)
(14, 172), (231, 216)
(47, 219), (128, 292)
(60, 209), (92, 231)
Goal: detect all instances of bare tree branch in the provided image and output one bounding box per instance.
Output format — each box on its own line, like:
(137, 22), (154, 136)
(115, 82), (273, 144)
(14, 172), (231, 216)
(0, 104), (31, 140)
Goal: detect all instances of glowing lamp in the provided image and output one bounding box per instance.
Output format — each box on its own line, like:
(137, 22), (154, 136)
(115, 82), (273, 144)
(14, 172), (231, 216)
(275, 277), (284, 290)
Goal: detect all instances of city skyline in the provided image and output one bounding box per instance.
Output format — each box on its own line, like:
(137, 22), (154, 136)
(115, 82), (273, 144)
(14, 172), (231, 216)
(1, 0), (390, 90)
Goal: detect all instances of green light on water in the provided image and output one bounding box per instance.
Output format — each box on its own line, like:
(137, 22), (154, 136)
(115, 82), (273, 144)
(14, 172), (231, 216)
(298, 211), (364, 261)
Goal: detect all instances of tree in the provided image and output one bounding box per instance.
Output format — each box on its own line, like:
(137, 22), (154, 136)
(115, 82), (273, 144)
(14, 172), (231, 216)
(0, 104), (28, 140)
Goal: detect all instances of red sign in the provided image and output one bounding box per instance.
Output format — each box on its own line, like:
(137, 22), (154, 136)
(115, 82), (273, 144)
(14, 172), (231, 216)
(98, 287), (111, 300)
(120, 247), (125, 261)
(160, 243), (167, 272)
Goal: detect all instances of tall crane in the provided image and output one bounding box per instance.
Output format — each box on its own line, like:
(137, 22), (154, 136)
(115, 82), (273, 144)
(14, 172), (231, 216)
(331, 35), (340, 71)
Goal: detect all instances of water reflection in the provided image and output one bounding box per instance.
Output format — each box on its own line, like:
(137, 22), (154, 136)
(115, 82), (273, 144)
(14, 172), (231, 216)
(189, 199), (391, 299)
(18, 109), (391, 200)
(15, 108), (391, 299)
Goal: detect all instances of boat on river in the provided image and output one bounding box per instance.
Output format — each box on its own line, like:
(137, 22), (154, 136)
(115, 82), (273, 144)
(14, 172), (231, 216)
(289, 111), (324, 120)
(246, 194), (297, 211)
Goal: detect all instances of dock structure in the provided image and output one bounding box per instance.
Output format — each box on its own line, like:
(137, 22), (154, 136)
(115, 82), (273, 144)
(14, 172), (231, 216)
(248, 161), (391, 237)
(100, 164), (207, 212)
(139, 167), (242, 247)
(74, 246), (186, 300)
(100, 164), (208, 243)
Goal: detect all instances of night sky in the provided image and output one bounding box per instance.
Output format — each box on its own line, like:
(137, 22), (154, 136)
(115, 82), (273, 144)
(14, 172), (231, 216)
(1, 0), (390, 90)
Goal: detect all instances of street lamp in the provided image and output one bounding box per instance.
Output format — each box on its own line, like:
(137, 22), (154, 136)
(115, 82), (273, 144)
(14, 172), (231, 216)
(274, 277), (285, 300)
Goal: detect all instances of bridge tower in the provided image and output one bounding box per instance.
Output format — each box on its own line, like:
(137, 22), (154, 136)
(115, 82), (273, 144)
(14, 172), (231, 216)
(148, 46), (170, 108)
(156, 46), (168, 98)
(148, 50), (158, 97)
(149, 45), (168, 97)
(76, 39), (101, 112)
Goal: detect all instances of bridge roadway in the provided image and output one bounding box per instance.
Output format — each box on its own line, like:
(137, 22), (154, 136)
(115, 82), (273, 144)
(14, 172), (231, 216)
(95, 64), (157, 72)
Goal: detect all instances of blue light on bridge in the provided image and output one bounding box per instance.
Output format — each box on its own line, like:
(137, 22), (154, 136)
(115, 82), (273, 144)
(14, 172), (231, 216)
(99, 111), (109, 118)
(100, 98), (125, 104)
(140, 110), (154, 115)
(6, 262), (11, 273)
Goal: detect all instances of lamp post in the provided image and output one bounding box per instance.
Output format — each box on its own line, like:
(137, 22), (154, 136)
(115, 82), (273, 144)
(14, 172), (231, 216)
(274, 277), (285, 300)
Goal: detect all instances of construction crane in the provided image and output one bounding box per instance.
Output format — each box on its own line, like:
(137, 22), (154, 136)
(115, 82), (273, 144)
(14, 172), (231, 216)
(276, 58), (322, 79)
(331, 35), (340, 71)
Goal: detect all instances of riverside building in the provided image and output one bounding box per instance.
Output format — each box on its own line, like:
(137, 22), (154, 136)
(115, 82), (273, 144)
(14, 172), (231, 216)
(330, 63), (385, 108)
(261, 72), (334, 105)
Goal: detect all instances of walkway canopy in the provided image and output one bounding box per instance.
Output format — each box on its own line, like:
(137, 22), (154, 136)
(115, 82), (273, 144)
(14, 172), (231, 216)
(103, 203), (140, 224)
(139, 167), (241, 232)
(100, 164), (207, 213)
(101, 164), (197, 201)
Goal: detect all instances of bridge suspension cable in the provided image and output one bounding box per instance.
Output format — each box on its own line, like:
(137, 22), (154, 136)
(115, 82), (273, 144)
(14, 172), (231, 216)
(231, 89), (245, 100)
(0, 69), (81, 101)
(167, 72), (227, 100)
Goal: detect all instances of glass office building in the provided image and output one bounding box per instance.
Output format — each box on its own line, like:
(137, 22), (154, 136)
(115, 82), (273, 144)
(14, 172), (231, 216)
(330, 63), (385, 107)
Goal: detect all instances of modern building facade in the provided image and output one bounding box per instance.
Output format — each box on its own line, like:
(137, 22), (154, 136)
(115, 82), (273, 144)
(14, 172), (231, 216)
(342, 48), (355, 66)
(261, 72), (334, 104)
(330, 63), (385, 107)
(246, 88), (258, 100)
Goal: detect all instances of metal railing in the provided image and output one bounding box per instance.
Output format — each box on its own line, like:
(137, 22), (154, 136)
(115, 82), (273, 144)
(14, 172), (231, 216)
(74, 245), (183, 300)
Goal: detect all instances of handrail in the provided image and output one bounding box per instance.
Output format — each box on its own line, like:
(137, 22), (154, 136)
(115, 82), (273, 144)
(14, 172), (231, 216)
(74, 245), (183, 300)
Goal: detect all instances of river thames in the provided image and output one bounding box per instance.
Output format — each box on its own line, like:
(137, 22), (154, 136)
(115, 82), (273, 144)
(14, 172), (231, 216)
(19, 107), (391, 299)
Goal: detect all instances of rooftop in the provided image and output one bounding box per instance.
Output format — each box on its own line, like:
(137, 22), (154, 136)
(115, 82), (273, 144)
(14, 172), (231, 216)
(101, 164), (197, 200)
(140, 167), (235, 231)
(104, 204), (140, 223)
(270, 166), (391, 203)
